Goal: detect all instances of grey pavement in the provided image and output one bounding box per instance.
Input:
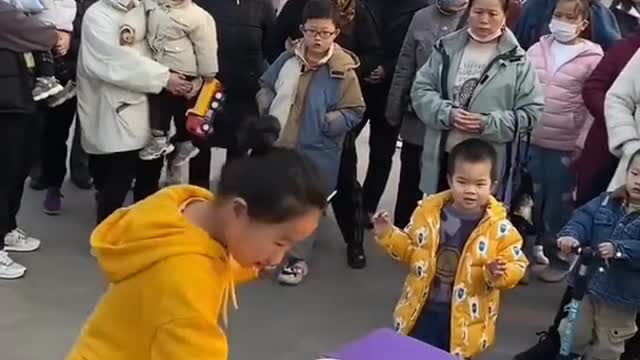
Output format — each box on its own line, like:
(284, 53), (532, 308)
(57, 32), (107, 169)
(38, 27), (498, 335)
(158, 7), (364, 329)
(0, 127), (565, 360)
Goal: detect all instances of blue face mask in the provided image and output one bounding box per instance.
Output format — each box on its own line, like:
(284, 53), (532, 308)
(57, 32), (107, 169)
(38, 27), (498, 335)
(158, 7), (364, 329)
(436, 0), (468, 13)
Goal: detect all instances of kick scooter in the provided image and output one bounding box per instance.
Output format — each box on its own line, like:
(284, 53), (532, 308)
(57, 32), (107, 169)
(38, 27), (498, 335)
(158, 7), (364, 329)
(557, 246), (605, 360)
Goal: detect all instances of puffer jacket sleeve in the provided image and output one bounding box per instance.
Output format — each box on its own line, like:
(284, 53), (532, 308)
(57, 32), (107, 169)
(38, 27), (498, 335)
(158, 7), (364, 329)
(40, 0), (77, 32)
(482, 221), (527, 289)
(79, 5), (169, 94)
(480, 57), (543, 143)
(376, 202), (428, 265)
(0, 1), (57, 52)
(410, 45), (454, 131)
(323, 70), (365, 137)
(189, 8), (219, 78)
(605, 51), (640, 158)
(385, 12), (418, 127)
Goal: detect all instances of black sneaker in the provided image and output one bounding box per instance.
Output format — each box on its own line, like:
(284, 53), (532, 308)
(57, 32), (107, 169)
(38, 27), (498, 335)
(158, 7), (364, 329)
(29, 177), (46, 191)
(513, 329), (559, 360)
(347, 244), (366, 269)
(71, 176), (93, 190)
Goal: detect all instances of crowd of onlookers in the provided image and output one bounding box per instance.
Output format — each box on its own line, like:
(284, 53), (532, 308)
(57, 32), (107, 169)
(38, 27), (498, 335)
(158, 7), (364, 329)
(1, 0), (640, 357)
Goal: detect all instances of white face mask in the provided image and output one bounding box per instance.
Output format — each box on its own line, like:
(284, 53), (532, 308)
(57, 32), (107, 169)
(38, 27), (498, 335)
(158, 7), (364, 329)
(549, 19), (580, 43)
(467, 27), (503, 43)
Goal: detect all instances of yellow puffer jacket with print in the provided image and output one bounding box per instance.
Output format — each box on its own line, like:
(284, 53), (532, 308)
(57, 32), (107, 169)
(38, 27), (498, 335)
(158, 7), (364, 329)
(377, 191), (528, 359)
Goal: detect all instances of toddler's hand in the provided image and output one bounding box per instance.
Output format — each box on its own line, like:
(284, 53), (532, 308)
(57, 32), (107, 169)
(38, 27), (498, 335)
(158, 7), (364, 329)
(598, 242), (616, 259)
(372, 210), (392, 237)
(486, 259), (507, 278)
(557, 236), (580, 255)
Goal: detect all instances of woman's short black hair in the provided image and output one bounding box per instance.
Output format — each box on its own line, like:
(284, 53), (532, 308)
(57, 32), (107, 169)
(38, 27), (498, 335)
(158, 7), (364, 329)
(217, 148), (328, 223)
(302, 0), (341, 26)
(447, 138), (498, 180)
(468, 0), (511, 13)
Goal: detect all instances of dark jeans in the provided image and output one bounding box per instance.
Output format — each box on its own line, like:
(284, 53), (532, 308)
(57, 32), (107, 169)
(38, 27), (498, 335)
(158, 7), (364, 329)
(34, 50), (55, 78)
(70, 121), (91, 181)
(0, 114), (38, 242)
(42, 98), (77, 188)
(89, 150), (163, 223)
(331, 123), (366, 246)
(361, 85), (400, 214)
(32, 105), (90, 185)
(149, 90), (195, 142)
(394, 142), (423, 228)
(409, 305), (452, 353)
(188, 97), (254, 189)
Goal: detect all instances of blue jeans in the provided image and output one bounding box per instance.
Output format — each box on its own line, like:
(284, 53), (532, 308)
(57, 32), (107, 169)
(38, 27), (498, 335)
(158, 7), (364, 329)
(409, 305), (451, 352)
(529, 145), (576, 243)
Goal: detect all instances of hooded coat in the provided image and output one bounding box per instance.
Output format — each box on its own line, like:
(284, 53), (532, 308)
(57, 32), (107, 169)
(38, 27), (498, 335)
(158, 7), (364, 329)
(66, 186), (257, 360)
(257, 43), (365, 192)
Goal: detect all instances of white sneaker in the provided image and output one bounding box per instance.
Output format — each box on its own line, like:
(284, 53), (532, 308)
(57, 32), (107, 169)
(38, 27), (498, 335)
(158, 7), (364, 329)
(0, 251), (26, 279)
(4, 229), (41, 252)
(165, 161), (186, 186)
(533, 245), (550, 265)
(277, 259), (309, 286)
(171, 141), (200, 167)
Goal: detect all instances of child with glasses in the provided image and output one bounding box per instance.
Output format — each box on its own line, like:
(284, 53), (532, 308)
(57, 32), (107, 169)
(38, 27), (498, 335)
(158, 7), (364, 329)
(256, 0), (365, 285)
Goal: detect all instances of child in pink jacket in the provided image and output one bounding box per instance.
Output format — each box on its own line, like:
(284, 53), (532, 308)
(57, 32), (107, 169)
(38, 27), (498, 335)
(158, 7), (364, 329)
(526, 0), (603, 267)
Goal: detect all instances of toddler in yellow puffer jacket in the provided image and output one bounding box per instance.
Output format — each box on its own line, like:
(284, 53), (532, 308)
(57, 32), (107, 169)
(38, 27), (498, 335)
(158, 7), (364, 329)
(373, 139), (528, 359)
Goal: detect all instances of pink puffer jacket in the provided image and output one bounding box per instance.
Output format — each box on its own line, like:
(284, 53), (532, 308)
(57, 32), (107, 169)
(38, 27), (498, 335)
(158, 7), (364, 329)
(528, 35), (603, 151)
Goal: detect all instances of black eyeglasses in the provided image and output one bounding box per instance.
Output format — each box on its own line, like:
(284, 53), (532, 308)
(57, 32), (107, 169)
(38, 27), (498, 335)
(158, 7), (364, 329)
(300, 27), (337, 39)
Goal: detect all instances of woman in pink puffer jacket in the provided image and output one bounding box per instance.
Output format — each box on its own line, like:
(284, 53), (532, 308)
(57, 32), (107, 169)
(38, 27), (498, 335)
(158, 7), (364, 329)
(526, 0), (603, 267)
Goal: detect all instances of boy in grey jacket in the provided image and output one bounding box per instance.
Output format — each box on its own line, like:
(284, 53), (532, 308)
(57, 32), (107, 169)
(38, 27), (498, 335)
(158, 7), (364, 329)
(3, 0), (77, 102)
(121, 0), (218, 165)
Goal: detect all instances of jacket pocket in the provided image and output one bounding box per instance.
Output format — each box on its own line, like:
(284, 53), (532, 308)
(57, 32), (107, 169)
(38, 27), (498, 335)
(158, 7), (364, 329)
(607, 324), (638, 346)
(104, 86), (147, 125)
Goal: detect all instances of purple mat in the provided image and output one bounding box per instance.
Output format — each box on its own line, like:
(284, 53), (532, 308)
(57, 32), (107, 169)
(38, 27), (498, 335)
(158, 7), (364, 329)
(323, 328), (456, 360)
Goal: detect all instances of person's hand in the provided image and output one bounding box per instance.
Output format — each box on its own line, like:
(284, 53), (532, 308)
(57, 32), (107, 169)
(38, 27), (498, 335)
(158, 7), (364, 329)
(452, 109), (483, 133)
(486, 258), (507, 278)
(185, 77), (203, 99)
(372, 210), (393, 237)
(598, 242), (616, 259)
(561, 148), (582, 166)
(165, 73), (193, 96)
(54, 31), (71, 57)
(364, 65), (386, 84)
(557, 236), (580, 255)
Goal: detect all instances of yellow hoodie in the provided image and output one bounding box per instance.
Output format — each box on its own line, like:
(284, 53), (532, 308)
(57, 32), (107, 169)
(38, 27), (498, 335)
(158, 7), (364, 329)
(66, 186), (257, 360)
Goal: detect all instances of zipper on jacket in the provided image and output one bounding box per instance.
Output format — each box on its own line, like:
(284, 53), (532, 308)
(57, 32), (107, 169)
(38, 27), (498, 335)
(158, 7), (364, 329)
(463, 46), (522, 109)
(437, 43), (522, 106)
(437, 42), (451, 100)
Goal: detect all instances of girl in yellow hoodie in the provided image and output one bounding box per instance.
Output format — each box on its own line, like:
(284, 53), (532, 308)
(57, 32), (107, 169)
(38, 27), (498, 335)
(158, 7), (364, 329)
(66, 148), (328, 360)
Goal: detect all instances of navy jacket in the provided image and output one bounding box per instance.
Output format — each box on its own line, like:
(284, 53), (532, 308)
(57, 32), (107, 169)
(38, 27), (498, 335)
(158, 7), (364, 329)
(559, 190), (640, 308)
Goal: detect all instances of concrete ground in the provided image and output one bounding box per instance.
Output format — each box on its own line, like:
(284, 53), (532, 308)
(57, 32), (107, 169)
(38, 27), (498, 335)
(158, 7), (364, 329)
(0, 128), (566, 360)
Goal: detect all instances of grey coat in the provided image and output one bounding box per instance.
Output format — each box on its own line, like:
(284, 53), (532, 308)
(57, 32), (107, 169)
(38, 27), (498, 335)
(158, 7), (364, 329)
(411, 28), (543, 195)
(385, 5), (465, 146)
